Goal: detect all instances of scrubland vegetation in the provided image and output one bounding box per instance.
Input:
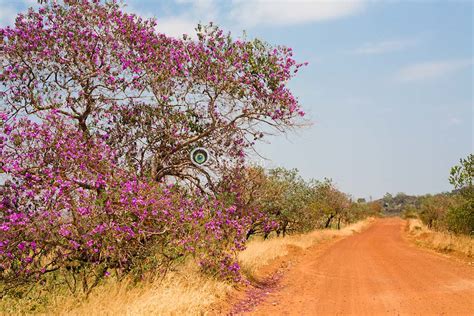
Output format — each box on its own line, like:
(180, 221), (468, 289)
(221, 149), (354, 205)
(397, 154), (473, 236)
(384, 154), (473, 257)
(406, 218), (473, 259)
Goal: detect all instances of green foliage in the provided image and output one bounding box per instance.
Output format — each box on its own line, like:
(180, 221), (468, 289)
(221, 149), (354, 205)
(418, 194), (456, 229)
(416, 193), (473, 235)
(447, 154), (474, 235)
(445, 201), (473, 235)
(449, 154), (473, 190)
(381, 192), (419, 214)
(228, 167), (380, 238)
(409, 154), (474, 236)
(351, 200), (382, 221)
(402, 206), (419, 219)
(264, 168), (317, 234)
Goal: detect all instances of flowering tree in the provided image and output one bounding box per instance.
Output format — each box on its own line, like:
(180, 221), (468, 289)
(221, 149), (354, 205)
(0, 0), (305, 190)
(0, 0), (306, 296)
(0, 0), (305, 296)
(217, 166), (279, 239)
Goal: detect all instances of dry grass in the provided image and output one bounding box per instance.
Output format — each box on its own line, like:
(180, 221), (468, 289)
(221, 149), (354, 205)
(0, 262), (233, 315)
(239, 218), (374, 279)
(406, 218), (473, 258)
(54, 263), (233, 315)
(1, 219), (374, 315)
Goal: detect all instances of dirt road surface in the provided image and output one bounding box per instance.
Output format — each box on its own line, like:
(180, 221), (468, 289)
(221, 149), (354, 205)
(246, 218), (474, 315)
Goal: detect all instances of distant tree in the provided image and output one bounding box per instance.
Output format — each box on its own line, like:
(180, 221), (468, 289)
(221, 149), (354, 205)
(418, 194), (456, 229)
(312, 179), (351, 229)
(450, 154), (473, 192)
(368, 201), (382, 214)
(264, 168), (315, 236)
(381, 192), (418, 214)
(447, 154), (473, 235)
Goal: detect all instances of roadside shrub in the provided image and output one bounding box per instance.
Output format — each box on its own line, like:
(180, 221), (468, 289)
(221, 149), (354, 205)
(402, 206), (418, 219)
(445, 200), (473, 235)
(311, 179), (352, 229)
(418, 195), (453, 229)
(0, 115), (246, 296)
(416, 154), (474, 235)
(447, 154), (474, 235)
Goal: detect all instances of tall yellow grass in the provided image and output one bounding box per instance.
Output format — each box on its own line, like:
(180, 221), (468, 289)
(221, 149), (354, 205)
(0, 262), (234, 315)
(58, 262), (233, 315)
(406, 218), (473, 258)
(1, 219), (374, 315)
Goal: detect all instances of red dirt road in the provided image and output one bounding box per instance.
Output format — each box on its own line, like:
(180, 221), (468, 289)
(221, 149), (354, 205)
(247, 218), (474, 315)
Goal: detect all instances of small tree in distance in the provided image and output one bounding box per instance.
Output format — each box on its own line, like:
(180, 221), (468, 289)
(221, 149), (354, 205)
(449, 154), (473, 192)
(447, 154), (473, 234)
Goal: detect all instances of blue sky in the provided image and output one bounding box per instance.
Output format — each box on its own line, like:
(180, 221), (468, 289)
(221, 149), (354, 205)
(0, 0), (472, 199)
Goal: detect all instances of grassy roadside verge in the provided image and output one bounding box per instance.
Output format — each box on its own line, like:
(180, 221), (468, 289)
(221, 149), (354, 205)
(1, 261), (234, 315)
(0, 218), (375, 315)
(405, 218), (473, 262)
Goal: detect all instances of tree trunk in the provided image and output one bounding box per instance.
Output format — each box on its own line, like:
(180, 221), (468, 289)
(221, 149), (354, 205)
(246, 228), (255, 240)
(325, 214), (334, 228)
(282, 221), (288, 237)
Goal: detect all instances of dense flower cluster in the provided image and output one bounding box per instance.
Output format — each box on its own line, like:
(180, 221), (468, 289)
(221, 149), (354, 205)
(0, 115), (247, 292)
(0, 0), (305, 185)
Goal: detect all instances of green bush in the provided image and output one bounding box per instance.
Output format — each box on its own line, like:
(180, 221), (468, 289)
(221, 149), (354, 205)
(402, 206), (418, 219)
(445, 200), (474, 235)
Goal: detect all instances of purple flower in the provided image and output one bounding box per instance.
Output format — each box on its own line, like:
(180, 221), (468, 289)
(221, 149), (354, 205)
(17, 242), (26, 251)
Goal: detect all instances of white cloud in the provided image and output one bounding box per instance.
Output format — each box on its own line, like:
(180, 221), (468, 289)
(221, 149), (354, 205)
(175, 0), (217, 19)
(230, 0), (366, 28)
(396, 59), (473, 82)
(353, 39), (417, 55)
(2, 0), (368, 36)
(152, 0), (367, 35)
(159, 0), (217, 37)
(126, 0), (217, 38)
(155, 16), (198, 38)
(0, 6), (17, 27)
(0, 0), (40, 27)
(447, 117), (462, 126)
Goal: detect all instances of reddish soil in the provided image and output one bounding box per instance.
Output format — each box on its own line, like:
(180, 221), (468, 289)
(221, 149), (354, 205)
(237, 218), (474, 315)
